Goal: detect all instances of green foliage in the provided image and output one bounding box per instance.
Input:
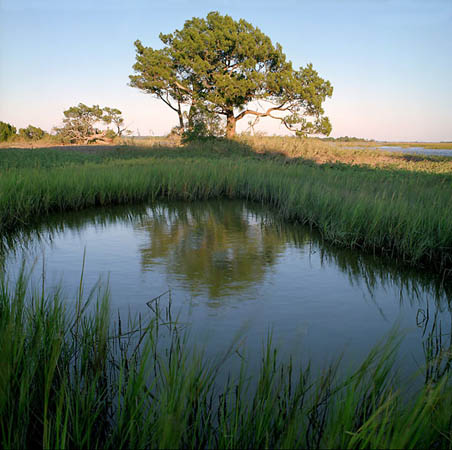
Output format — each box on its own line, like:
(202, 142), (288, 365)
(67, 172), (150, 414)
(53, 103), (126, 144)
(322, 136), (374, 142)
(102, 107), (130, 137)
(182, 103), (225, 142)
(129, 41), (187, 130)
(53, 103), (104, 144)
(105, 129), (117, 139)
(181, 122), (210, 142)
(18, 125), (46, 141)
(130, 11), (333, 137)
(0, 121), (17, 142)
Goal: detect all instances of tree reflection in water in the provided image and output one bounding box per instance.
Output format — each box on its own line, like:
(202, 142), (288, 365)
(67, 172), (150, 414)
(133, 200), (452, 306)
(135, 202), (291, 299)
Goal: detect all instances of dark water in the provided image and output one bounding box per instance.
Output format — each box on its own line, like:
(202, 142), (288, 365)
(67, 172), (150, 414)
(378, 146), (452, 157)
(2, 200), (451, 378)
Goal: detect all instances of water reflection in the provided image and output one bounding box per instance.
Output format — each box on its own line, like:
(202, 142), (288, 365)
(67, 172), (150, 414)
(2, 200), (451, 306)
(317, 247), (450, 310)
(2, 200), (451, 379)
(135, 202), (291, 298)
(131, 202), (451, 307)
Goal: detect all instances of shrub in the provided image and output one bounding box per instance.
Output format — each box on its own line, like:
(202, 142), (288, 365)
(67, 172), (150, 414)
(0, 121), (17, 142)
(18, 125), (46, 141)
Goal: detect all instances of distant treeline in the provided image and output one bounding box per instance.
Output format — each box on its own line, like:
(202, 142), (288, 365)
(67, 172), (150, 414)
(320, 136), (375, 142)
(0, 122), (47, 142)
(0, 103), (129, 144)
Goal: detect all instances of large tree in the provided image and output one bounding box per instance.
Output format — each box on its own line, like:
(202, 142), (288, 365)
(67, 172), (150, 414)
(130, 43), (188, 131)
(129, 11), (333, 138)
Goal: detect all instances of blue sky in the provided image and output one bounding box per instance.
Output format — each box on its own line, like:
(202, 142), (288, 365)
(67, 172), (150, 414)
(1, 0), (451, 140)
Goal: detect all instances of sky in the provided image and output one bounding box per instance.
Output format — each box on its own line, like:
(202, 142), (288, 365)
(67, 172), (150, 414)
(0, 0), (451, 141)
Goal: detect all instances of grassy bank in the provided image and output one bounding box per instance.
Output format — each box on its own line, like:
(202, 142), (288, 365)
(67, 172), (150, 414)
(241, 136), (452, 172)
(1, 140), (451, 276)
(2, 136), (452, 172)
(1, 272), (452, 449)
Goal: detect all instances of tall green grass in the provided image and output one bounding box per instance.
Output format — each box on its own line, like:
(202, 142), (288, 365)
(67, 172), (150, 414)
(1, 271), (452, 449)
(1, 144), (452, 274)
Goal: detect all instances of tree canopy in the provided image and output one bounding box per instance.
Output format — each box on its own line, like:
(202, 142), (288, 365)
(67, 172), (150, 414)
(54, 103), (127, 144)
(130, 11), (333, 138)
(102, 107), (129, 137)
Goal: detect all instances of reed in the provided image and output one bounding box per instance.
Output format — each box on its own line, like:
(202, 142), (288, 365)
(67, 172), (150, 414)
(1, 271), (451, 449)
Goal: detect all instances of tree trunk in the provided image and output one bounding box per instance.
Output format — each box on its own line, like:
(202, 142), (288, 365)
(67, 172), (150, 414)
(188, 102), (197, 129)
(177, 100), (185, 131)
(226, 112), (236, 138)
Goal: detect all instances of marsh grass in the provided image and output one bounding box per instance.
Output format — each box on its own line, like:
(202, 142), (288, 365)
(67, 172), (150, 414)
(2, 136), (452, 171)
(1, 270), (452, 449)
(238, 136), (452, 172)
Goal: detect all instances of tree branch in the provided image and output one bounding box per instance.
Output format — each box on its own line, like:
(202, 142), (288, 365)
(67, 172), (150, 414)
(235, 103), (291, 121)
(157, 93), (180, 113)
(174, 80), (193, 94)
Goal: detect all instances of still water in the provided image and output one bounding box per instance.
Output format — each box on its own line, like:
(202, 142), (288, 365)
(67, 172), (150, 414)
(3, 200), (451, 376)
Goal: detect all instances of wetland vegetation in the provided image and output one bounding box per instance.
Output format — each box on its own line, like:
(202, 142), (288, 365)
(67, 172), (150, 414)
(1, 264), (452, 449)
(1, 138), (452, 448)
(1, 139), (451, 274)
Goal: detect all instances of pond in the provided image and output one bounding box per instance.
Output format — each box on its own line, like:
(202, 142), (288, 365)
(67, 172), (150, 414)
(2, 200), (451, 378)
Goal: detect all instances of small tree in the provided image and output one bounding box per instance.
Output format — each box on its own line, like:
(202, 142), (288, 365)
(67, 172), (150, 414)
(130, 11), (333, 138)
(0, 121), (17, 142)
(102, 107), (130, 137)
(183, 103), (225, 141)
(18, 125), (46, 141)
(54, 103), (126, 144)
